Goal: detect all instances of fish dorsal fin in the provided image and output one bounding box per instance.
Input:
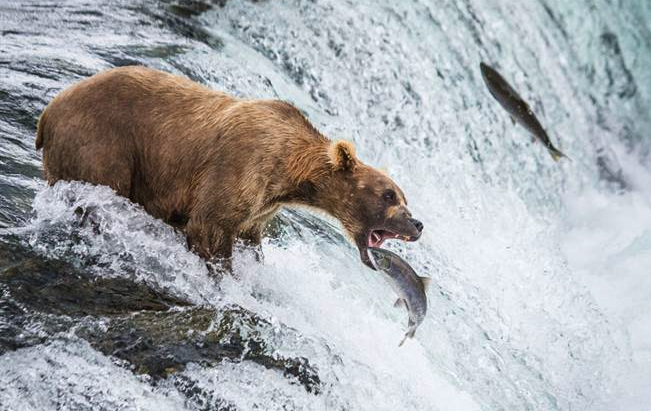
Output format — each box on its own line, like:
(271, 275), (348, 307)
(420, 276), (431, 290)
(394, 298), (405, 308)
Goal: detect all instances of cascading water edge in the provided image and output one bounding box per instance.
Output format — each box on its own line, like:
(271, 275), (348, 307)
(0, 0), (649, 410)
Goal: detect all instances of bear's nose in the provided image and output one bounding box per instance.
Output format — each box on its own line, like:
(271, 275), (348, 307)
(408, 218), (424, 233)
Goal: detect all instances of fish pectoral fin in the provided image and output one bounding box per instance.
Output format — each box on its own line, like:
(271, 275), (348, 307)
(393, 298), (406, 308)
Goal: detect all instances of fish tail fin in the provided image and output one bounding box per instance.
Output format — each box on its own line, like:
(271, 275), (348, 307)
(398, 335), (408, 347)
(548, 146), (569, 162)
(398, 328), (417, 347)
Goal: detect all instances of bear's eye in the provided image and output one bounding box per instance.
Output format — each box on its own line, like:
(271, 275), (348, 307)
(382, 190), (397, 203)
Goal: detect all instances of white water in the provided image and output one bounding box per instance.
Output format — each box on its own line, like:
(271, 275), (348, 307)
(0, 340), (188, 410)
(2, 0), (650, 410)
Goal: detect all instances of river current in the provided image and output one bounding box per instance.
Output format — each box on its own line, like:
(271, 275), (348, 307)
(1, 1), (650, 410)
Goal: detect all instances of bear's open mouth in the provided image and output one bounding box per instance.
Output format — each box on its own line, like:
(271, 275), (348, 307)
(367, 229), (418, 248)
(359, 228), (420, 270)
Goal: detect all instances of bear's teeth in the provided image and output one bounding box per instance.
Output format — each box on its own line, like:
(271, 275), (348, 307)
(370, 231), (383, 246)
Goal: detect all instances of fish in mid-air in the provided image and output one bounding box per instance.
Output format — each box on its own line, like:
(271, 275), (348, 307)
(368, 247), (429, 346)
(480, 62), (567, 161)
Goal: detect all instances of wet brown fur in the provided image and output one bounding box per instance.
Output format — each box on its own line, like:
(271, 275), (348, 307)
(36, 66), (415, 264)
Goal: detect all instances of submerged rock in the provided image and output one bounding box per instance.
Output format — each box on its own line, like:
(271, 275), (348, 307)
(0, 242), (321, 396)
(76, 305), (321, 394)
(1, 256), (190, 317)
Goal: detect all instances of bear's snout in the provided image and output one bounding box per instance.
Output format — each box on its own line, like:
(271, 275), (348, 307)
(407, 218), (424, 234)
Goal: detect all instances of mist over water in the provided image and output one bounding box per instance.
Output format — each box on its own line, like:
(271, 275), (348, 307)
(1, 0), (650, 410)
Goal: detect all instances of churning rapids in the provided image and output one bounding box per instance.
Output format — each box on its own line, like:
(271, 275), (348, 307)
(1, 0), (650, 410)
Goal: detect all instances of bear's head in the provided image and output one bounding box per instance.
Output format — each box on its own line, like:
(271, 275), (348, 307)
(319, 140), (424, 269)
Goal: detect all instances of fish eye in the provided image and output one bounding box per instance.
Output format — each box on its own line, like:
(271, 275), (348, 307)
(382, 189), (397, 203)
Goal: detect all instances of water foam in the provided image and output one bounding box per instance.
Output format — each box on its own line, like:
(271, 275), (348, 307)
(2, 0), (649, 409)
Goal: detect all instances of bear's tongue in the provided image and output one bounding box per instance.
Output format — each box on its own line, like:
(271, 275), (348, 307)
(368, 230), (399, 248)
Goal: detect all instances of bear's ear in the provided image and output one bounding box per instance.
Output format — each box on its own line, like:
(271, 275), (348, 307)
(328, 140), (358, 172)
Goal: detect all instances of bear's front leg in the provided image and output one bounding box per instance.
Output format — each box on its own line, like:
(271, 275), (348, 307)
(186, 218), (234, 273)
(237, 225), (264, 262)
(238, 225), (262, 246)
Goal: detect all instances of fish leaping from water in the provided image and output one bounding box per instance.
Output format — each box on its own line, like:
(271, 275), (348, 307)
(480, 62), (567, 161)
(369, 247), (429, 346)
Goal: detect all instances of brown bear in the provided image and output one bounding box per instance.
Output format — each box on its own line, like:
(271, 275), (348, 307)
(36, 66), (423, 269)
